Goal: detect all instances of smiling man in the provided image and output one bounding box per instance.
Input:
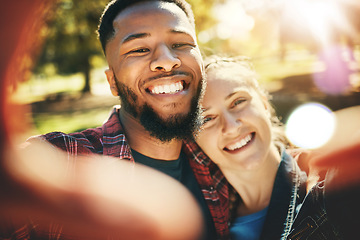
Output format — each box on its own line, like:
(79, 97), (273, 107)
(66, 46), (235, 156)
(23, 0), (229, 239)
(101, 0), (204, 145)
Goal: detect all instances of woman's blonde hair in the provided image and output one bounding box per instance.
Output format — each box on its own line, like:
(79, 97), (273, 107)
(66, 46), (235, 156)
(204, 55), (294, 223)
(204, 55), (292, 152)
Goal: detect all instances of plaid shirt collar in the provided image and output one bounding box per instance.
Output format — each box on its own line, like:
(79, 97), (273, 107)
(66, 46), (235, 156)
(103, 108), (226, 186)
(103, 107), (230, 238)
(102, 107), (214, 165)
(101, 107), (134, 162)
(183, 139), (228, 198)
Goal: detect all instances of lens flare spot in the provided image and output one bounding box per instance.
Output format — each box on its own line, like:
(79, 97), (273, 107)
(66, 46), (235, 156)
(285, 103), (336, 149)
(313, 45), (354, 95)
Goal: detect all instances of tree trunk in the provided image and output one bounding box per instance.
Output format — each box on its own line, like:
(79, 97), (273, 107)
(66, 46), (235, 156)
(81, 56), (91, 94)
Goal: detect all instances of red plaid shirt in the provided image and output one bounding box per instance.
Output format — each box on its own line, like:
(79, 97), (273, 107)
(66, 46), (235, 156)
(12, 107), (230, 239)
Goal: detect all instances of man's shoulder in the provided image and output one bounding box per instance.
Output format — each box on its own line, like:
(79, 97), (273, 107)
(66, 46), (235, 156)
(29, 127), (104, 154)
(29, 107), (123, 154)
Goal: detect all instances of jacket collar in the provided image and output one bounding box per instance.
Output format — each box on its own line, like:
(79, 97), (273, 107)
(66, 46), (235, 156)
(260, 150), (307, 239)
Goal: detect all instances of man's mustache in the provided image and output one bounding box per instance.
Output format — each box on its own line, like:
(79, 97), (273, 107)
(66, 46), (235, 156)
(147, 71), (190, 82)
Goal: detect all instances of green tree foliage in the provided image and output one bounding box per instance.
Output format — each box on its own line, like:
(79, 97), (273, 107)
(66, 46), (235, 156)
(34, 0), (108, 93)
(191, 0), (223, 32)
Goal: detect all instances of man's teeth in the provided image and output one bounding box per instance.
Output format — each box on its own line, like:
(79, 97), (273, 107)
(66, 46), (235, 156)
(151, 81), (183, 94)
(227, 134), (252, 151)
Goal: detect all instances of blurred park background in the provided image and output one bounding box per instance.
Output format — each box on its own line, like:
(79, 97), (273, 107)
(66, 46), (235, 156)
(9, 0), (360, 143)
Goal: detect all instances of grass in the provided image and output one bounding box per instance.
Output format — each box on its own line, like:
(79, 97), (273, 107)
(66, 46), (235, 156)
(12, 65), (117, 135)
(32, 108), (114, 134)
(11, 73), (85, 104)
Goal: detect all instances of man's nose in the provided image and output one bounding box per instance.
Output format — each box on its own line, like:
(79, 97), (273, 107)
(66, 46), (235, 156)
(222, 112), (242, 136)
(150, 45), (181, 72)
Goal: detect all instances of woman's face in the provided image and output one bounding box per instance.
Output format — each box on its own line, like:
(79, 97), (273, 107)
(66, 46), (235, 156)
(196, 65), (273, 171)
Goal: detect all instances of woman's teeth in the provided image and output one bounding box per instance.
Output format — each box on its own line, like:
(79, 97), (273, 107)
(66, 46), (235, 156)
(150, 81), (183, 94)
(226, 134), (252, 151)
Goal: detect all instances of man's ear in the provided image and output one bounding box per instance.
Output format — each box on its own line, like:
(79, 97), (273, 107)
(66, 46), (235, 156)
(105, 69), (119, 96)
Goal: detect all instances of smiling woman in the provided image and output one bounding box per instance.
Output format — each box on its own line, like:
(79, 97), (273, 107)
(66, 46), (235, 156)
(198, 56), (287, 171)
(195, 55), (351, 240)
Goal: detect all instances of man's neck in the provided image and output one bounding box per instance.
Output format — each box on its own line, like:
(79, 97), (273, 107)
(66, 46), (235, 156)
(119, 109), (182, 160)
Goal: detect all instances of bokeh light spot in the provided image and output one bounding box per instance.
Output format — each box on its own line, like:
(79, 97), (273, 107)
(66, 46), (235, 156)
(285, 103), (336, 149)
(313, 45), (354, 95)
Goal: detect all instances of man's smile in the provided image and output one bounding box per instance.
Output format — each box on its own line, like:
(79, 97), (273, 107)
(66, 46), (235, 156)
(147, 80), (184, 94)
(143, 72), (191, 97)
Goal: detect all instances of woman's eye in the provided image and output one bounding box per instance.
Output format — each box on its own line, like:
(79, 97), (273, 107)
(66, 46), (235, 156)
(202, 115), (216, 125)
(233, 98), (246, 107)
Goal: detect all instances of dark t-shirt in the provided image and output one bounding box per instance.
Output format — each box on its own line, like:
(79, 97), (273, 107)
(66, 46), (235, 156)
(131, 149), (216, 240)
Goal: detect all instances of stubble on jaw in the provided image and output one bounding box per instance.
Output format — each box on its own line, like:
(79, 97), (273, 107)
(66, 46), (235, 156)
(116, 80), (139, 118)
(115, 76), (204, 142)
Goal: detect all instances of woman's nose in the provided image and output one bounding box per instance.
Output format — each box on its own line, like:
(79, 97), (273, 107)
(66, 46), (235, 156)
(222, 112), (242, 136)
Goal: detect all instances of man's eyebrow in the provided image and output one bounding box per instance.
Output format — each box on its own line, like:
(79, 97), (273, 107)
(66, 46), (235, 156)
(122, 33), (150, 44)
(170, 29), (193, 36)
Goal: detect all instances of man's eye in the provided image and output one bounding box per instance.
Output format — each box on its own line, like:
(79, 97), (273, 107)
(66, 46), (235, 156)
(129, 48), (149, 54)
(173, 43), (195, 49)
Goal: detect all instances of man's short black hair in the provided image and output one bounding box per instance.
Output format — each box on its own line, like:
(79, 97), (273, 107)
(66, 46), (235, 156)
(97, 0), (195, 54)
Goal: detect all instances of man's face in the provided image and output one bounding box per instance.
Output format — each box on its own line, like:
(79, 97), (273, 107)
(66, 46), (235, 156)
(105, 1), (204, 142)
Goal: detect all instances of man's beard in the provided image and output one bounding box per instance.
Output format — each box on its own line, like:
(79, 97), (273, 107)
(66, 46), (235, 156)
(116, 77), (204, 143)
